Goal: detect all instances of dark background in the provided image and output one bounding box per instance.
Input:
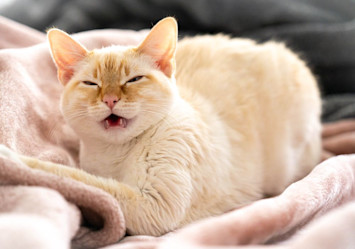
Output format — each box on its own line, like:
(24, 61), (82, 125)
(1, 0), (355, 121)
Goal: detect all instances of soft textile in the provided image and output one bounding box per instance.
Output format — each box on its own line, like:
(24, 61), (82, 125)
(1, 16), (355, 249)
(0, 185), (79, 249)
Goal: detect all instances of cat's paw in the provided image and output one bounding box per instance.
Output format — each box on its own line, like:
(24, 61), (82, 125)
(0, 144), (23, 164)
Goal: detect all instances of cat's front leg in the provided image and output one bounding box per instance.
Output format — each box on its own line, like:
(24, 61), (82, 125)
(22, 155), (193, 235)
(17, 154), (135, 197)
(0, 146), (132, 199)
(2, 147), (193, 236)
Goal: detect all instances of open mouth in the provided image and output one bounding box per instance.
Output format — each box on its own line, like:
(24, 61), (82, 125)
(103, 114), (127, 129)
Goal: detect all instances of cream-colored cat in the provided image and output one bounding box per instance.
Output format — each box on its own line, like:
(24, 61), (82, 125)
(0, 17), (321, 236)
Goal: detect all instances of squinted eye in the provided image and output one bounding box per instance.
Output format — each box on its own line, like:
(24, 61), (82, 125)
(82, 81), (98, 86)
(126, 76), (143, 83)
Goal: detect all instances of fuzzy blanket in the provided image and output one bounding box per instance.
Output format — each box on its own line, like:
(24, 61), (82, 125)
(1, 16), (355, 249)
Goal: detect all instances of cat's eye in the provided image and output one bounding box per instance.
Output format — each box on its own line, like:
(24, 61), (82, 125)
(82, 81), (98, 86)
(126, 76), (143, 84)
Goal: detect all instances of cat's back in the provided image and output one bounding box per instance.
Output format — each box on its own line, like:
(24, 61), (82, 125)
(175, 35), (320, 135)
(175, 35), (321, 195)
(175, 35), (319, 115)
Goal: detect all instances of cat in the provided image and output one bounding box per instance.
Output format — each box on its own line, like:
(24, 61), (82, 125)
(0, 17), (321, 236)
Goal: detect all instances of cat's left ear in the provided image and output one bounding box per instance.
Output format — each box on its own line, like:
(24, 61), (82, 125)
(137, 17), (177, 77)
(47, 28), (88, 85)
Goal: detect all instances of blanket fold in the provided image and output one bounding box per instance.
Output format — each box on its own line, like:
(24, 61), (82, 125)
(160, 155), (355, 247)
(0, 155), (125, 249)
(0, 185), (79, 249)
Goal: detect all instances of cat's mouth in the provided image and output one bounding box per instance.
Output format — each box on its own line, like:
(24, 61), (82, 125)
(103, 114), (127, 129)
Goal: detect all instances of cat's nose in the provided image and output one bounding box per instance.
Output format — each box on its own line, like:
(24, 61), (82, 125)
(103, 94), (119, 109)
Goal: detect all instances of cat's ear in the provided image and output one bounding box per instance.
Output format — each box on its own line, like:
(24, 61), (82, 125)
(137, 17), (177, 77)
(47, 28), (88, 85)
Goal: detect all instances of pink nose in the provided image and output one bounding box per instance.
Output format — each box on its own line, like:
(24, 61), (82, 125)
(103, 94), (119, 109)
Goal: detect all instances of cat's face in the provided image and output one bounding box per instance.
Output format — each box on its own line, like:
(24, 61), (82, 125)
(48, 17), (178, 144)
(60, 46), (177, 144)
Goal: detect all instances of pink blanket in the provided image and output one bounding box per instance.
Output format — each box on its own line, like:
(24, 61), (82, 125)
(1, 16), (355, 249)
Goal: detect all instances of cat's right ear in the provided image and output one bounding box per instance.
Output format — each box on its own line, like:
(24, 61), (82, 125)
(136, 17), (177, 78)
(47, 29), (88, 85)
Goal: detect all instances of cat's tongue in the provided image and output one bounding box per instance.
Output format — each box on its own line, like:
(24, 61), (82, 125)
(104, 114), (127, 129)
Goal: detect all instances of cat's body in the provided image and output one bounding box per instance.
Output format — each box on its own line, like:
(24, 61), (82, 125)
(2, 18), (321, 235)
(175, 35), (321, 195)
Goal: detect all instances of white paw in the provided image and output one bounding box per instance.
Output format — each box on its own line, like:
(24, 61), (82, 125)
(0, 144), (23, 164)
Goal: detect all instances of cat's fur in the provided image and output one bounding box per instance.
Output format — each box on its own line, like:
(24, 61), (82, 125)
(2, 17), (321, 236)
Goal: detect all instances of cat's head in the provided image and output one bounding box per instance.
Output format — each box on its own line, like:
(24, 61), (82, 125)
(48, 17), (178, 144)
